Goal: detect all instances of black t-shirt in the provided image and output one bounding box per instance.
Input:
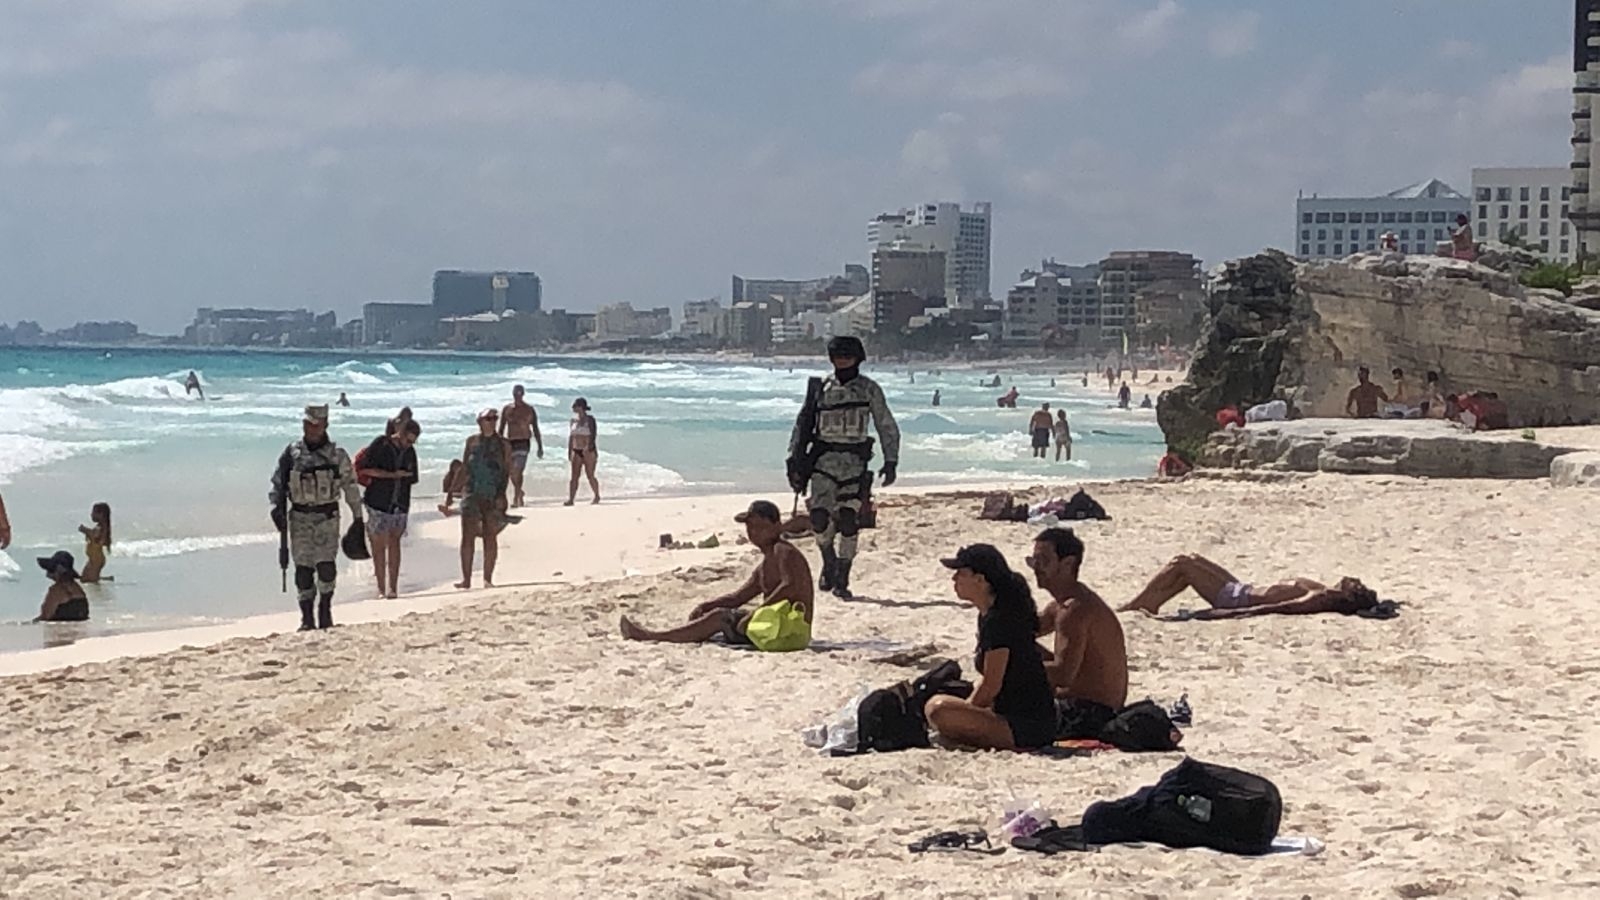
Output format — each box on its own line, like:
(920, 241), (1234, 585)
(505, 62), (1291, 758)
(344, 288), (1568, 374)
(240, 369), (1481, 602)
(975, 608), (1055, 723)
(361, 436), (419, 513)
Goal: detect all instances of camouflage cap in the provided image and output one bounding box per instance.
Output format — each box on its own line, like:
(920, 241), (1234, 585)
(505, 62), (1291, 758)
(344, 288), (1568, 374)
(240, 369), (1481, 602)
(303, 404), (330, 424)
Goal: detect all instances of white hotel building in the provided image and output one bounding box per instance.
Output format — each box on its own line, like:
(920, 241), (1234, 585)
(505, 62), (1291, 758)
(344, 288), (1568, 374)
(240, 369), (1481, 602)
(1294, 180), (1470, 259)
(868, 201), (992, 307)
(1469, 167), (1575, 263)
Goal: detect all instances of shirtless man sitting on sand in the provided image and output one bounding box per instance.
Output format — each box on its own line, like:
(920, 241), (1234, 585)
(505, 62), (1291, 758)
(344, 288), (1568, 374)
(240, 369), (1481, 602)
(620, 500), (814, 645)
(1025, 528), (1129, 739)
(1121, 554), (1379, 620)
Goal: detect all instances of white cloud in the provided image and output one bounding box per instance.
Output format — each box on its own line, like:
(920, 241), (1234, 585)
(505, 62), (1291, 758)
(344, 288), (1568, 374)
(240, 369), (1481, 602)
(1118, 0), (1183, 50)
(1, 117), (113, 167)
(1207, 10), (1260, 60)
(854, 59), (1073, 102)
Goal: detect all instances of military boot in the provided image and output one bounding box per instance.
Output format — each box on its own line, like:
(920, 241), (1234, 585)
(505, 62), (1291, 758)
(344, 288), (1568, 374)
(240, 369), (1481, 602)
(832, 558), (854, 600)
(297, 599), (316, 632)
(317, 595), (334, 630)
(818, 545), (838, 592)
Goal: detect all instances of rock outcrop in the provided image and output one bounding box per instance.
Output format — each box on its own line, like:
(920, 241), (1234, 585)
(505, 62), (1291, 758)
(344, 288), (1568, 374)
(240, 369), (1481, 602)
(1158, 251), (1600, 453)
(1550, 451), (1600, 487)
(1202, 419), (1581, 480)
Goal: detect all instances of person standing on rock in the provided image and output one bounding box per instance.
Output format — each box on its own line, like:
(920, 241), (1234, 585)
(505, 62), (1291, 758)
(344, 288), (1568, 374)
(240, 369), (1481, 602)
(1345, 367), (1390, 419)
(786, 336), (899, 600)
(271, 405), (363, 630)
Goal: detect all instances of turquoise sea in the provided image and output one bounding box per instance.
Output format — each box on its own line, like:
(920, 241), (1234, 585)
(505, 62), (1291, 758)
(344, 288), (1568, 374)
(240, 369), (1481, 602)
(0, 347), (1163, 652)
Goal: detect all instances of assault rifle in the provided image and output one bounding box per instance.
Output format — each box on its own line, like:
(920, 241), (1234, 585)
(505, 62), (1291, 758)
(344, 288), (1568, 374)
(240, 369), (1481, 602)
(786, 376), (824, 495)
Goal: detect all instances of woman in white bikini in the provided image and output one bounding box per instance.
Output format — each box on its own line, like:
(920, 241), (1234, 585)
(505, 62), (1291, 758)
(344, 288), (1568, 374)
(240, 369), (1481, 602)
(565, 397), (601, 506)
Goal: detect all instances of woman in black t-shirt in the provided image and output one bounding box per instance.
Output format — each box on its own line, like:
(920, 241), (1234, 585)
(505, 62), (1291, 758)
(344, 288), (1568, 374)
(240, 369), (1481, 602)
(925, 544), (1057, 751)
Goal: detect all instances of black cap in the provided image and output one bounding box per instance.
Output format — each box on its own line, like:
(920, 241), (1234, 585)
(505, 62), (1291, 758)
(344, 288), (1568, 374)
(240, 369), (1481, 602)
(37, 550), (79, 579)
(827, 335), (866, 362)
(734, 500), (782, 524)
(940, 544), (1012, 582)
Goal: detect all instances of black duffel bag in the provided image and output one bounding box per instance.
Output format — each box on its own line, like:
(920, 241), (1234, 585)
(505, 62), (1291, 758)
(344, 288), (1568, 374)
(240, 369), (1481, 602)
(1081, 758), (1282, 855)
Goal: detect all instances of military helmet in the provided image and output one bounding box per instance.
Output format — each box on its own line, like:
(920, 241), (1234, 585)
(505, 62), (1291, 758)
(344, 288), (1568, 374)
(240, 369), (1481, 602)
(827, 335), (866, 362)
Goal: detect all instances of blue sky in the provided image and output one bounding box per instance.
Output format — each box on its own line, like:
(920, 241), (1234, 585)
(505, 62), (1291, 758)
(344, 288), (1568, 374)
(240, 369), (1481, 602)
(0, 0), (1578, 330)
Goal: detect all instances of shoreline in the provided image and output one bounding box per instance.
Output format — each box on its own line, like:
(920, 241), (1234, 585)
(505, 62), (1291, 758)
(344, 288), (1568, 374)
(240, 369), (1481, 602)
(0, 480), (1051, 677)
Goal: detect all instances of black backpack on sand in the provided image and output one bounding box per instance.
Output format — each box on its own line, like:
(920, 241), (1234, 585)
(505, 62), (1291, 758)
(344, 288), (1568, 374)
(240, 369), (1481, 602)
(1098, 700), (1183, 752)
(854, 661), (972, 753)
(1081, 758), (1283, 855)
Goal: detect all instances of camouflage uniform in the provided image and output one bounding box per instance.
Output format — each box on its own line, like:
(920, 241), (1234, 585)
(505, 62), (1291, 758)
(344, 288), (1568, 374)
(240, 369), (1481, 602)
(788, 369), (899, 598)
(271, 406), (363, 630)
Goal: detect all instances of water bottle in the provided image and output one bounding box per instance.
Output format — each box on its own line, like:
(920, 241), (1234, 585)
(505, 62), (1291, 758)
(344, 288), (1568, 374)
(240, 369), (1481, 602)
(999, 798), (1050, 841)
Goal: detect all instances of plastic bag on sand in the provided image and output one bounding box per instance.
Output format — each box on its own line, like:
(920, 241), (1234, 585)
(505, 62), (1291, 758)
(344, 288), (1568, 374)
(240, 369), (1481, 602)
(803, 685), (872, 754)
(1027, 513), (1060, 528)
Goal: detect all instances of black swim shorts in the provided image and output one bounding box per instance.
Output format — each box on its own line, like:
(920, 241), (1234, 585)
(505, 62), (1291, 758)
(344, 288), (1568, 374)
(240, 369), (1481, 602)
(1031, 428), (1051, 449)
(1005, 715), (1058, 750)
(1054, 697), (1118, 740)
(720, 609), (753, 646)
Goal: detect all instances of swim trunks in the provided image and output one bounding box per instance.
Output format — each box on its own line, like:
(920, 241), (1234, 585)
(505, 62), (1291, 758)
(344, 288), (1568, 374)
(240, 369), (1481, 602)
(1217, 582), (1253, 609)
(1054, 697), (1118, 740)
(1031, 427), (1051, 449)
(48, 597), (89, 622)
(510, 438), (531, 471)
(720, 609), (753, 646)
(365, 506), (409, 537)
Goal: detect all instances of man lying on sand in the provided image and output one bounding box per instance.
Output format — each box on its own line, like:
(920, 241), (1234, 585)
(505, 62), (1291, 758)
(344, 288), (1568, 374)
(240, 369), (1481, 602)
(620, 500), (814, 645)
(1026, 528), (1129, 739)
(1120, 553), (1379, 619)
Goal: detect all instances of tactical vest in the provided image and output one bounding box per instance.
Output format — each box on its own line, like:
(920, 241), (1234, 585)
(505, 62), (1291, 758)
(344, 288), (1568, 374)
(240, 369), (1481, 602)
(816, 378), (874, 444)
(286, 443), (344, 509)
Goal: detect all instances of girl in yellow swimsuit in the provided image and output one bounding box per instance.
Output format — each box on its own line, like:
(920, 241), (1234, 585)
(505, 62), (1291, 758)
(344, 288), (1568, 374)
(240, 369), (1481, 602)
(78, 502), (113, 583)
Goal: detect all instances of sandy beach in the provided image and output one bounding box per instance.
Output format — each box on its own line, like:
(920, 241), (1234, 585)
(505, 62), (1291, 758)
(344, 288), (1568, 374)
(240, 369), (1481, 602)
(4, 473), (1599, 898)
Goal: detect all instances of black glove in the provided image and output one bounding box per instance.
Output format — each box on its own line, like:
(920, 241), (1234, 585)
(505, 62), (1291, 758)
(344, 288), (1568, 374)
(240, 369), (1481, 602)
(270, 507), (287, 533)
(880, 462), (898, 487)
(785, 457), (808, 494)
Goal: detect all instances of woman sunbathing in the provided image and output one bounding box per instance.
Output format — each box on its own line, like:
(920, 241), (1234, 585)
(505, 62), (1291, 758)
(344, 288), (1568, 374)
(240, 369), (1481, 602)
(1120, 554), (1380, 619)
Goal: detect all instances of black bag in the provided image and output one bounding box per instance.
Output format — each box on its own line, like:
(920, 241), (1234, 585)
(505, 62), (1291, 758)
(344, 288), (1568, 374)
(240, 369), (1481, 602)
(1098, 700), (1183, 752)
(856, 661), (973, 753)
(1081, 758), (1283, 855)
(1059, 489), (1109, 521)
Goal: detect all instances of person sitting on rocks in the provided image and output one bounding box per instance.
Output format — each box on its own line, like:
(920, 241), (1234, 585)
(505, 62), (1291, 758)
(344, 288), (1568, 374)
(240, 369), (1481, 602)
(1346, 366), (1389, 419)
(1451, 214), (1477, 262)
(1120, 554), (1379, 619)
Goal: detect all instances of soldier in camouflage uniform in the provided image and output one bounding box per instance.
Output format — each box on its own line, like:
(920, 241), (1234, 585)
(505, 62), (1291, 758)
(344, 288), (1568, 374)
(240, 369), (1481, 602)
(271, 404), (364, 631)
(786, 336), (899, 599)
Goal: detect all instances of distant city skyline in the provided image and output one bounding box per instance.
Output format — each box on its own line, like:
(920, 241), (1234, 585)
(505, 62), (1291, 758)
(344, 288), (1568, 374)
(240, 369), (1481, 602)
(0, 1), (1577, 330)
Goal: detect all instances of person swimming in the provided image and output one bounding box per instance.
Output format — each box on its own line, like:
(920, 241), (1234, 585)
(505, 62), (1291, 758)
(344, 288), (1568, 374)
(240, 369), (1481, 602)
(78, 502), (113, 583)
(35, 551), (89, 622)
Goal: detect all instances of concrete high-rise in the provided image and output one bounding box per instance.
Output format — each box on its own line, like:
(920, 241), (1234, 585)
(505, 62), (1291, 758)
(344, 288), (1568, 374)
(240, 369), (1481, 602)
(1573, 1), (1600, 259)
(1097, 251), (1201, 345)
(1470, 167), (1575, 262)
(432, 270), (542, 319)
(867, 201), (991, 306)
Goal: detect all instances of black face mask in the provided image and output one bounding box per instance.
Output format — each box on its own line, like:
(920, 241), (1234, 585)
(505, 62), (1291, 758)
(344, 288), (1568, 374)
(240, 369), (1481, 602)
(832, 359), (860, 383)
(305, 432), (329, 449)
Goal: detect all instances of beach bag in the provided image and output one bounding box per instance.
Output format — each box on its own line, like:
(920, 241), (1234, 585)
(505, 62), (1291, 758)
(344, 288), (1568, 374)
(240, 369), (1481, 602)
(1081, 758), (1282, 855)
(1059, 489), (1109, 522)
(352, 446), (374, 488)
(745, 601), (811, 652)
(980, 492), (1014, 520)
(856, 661), (973, 753)
(1098, 700), (1183, 752)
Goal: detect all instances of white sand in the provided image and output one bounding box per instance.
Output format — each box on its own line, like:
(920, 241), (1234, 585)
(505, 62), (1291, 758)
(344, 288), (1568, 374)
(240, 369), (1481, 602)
(3, 475), (1600, 897)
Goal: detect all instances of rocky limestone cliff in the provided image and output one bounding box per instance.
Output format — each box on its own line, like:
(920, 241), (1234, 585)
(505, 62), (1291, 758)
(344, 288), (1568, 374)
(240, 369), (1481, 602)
(1158, 251), (1600, 452)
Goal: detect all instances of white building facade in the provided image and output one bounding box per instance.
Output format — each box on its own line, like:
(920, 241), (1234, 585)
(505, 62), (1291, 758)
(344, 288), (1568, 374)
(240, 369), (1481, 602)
(1294, 180), (1470, 259)
(868, 201), (991, 306)
(1470, 167), (1575, 262)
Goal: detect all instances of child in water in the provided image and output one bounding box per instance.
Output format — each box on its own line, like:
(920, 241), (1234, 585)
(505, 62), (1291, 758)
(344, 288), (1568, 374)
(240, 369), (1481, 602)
(78, 502), (113, 583)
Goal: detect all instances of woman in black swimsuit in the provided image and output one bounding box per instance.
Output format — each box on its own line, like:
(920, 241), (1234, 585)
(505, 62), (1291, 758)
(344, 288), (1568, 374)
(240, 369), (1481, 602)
(35, 551), (89, 623)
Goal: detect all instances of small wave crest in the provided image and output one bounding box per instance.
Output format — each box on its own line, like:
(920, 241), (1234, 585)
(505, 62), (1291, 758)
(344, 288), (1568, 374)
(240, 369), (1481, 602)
(115, 532), (278, 559)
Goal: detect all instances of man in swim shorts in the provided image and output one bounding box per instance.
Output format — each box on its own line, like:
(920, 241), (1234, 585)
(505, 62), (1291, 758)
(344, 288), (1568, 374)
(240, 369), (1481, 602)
(1028, 403), (1053, 459)
(1027, 528), (1129, 740)
(499, 385), (543, 507)
(1120, 554), (1379, 618)
(619, 500), (814, 645)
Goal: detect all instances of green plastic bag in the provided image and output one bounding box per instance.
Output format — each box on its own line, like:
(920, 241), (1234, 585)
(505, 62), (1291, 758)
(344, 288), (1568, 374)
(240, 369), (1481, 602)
(745, 600), (811, 652)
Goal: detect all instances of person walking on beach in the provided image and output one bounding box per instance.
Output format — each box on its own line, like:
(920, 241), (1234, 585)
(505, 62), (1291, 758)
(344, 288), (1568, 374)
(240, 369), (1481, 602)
(358, 419), (420, 599)
(34, 551), (90, 622)
(565, 398), (600, 506)
(1345, 366), (1389, 418)
(787, 336), (900, 600)
(78, 502), (112, 584)
(1026, 528), (1128, 739)
(500, 385), (544, 508)
(1053, 410), (1072, 461)
(456, 409), (512, 589)
(270, 404), (363, 631)
(385, 406), (413, 437)
(619, 500), (814, 645)
(1028, 404), (1053, 459)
